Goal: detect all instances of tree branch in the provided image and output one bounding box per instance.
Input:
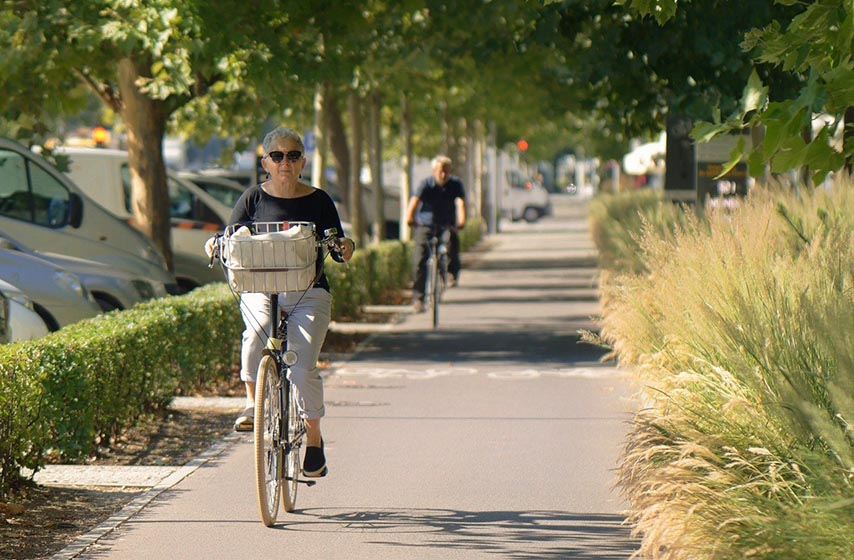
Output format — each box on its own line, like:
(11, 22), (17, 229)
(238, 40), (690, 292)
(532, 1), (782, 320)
(74, 67), (122, 113)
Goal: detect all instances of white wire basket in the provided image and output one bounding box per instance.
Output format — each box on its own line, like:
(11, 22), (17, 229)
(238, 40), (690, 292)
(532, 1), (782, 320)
(219, 221), (318, 293)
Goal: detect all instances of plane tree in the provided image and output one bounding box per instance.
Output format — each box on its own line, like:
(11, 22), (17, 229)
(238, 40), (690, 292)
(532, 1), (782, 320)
(0, 1), (315, 268)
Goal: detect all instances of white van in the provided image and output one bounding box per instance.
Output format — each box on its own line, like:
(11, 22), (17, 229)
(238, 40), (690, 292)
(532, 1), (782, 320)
(502, 171), (552, 223)
(0, 138), (177, 296)
(60, 147), (230, 291)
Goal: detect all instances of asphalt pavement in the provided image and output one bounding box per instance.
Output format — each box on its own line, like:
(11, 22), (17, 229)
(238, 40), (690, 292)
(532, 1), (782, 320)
(51, 193), (640, 559)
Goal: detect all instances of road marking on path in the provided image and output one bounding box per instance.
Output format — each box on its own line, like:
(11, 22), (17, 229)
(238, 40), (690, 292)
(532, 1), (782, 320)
(326, 365), (625, 380)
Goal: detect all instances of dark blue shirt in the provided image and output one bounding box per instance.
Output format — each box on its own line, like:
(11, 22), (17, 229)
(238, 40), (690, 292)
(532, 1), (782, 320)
(413, 176), (465, 227)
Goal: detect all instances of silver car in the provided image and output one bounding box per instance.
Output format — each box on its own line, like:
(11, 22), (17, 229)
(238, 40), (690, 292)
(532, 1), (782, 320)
(0, 278), (49, 342)
(0, 233), (157, 312)
(0, 247), (102, 331)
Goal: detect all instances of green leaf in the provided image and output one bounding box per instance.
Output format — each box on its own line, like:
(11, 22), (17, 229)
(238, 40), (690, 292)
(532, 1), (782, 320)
(747, 144), (766, 178)
(692, 120), (728, 144)
(742, 69), (768, 115)
(715, 136), (745, 179)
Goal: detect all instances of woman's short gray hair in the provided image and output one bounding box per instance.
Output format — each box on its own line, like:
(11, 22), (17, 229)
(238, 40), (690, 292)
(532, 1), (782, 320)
(431, 155), (452, 169)
(262, 127), (305, 154)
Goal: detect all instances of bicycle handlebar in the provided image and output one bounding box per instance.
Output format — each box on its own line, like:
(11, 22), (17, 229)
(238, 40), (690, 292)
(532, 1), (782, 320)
(321, 227), (346, 263)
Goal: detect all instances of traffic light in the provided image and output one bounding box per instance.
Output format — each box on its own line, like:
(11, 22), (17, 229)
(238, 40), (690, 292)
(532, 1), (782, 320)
(516, 139), (529, 152)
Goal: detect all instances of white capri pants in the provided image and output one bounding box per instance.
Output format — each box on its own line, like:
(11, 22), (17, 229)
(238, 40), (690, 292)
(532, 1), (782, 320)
(239, 288), (332, 419)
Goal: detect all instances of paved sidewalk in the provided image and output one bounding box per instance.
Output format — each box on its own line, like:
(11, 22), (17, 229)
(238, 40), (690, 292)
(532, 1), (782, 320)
(49, 195), (639, 559)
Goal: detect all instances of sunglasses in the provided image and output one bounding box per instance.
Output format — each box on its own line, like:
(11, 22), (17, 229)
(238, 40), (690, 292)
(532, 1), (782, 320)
(267, 150), (302, 163)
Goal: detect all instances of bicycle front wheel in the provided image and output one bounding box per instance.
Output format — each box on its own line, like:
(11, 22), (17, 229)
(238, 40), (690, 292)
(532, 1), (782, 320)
(254, 354), (282, 527)
(281, 381), (302, 512)
(429, 254), (440, 329)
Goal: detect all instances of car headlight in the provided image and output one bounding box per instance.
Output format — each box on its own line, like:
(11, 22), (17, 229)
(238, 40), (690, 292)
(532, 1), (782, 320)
(0, 288), (34, 310)
(54, 270), (89, 300)
(131, 279), (156, 300)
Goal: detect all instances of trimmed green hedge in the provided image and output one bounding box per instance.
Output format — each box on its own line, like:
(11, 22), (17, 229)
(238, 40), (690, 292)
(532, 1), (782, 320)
(0, 284), (242, 496)
(0, 223), (481, 498)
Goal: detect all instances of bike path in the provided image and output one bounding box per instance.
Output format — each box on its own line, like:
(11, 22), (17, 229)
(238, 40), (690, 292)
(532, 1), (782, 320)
(69, 196), (640, 559)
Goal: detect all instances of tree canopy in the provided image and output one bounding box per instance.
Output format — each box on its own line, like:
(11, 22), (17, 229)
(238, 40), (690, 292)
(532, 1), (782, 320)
(1, 0), (849, 257)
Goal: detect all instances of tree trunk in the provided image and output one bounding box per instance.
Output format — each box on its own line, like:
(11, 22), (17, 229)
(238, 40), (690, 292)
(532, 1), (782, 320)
(399, 93), (414, 242)
(311, 82), (328, 191)
(844, 106), (854, 174)
(326, 88), (350, 215)
(664, 113), (696, 202)
(117, 56), (172, 270)
(347, 90), (365, 246)
(800, 123), (812, 189)
(466, 119), (478, 219)
(369, 90), (385, 242)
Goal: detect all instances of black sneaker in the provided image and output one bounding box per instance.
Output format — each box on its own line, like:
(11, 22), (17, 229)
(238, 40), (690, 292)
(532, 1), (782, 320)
(303, 440), (328, 477)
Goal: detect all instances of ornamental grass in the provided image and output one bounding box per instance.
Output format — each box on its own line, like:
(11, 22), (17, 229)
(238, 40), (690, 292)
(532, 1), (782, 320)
(591, 176), (854, 559)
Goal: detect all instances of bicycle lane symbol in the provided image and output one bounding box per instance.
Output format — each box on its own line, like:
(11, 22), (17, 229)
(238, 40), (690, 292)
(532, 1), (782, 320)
(328, 366), (479, 380)
(487, 367), (624, 379)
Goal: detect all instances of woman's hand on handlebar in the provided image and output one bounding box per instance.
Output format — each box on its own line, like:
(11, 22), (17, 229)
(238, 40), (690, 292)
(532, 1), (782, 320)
(322, 228), (355, 262)
(337, 237), (356, 262)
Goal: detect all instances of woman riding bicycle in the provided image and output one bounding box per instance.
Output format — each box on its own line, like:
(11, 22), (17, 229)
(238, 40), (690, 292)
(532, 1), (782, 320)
(217, 126), (355, 478)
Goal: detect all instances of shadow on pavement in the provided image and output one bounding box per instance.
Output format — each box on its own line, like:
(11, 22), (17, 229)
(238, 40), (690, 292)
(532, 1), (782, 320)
(285, 507), (638, 559)
(354, 330), (610, 367)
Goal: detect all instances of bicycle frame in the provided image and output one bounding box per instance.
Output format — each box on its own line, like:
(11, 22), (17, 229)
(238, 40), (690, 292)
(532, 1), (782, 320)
(267, 294), (307, 466)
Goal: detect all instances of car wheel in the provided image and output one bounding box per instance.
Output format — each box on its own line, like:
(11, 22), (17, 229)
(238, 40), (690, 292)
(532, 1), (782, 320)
(94, 294), (123, 313)
(523, 207), (540, 223)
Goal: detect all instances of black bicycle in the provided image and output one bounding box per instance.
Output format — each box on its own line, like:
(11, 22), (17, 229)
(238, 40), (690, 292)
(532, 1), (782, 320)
(424, 225), (452, 329)
(213, 221), (342, 526)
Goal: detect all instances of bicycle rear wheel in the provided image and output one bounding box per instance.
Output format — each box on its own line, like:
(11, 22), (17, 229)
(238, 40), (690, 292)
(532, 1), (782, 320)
(281, 381), (302, 512)
(254, 354), (282, 527)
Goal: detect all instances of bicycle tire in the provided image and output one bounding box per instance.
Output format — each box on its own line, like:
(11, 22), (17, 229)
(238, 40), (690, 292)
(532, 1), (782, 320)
(281, 381), (301, 512)
(430, 252), (440, 329)
(424, 254), (435, 309)
(254, 354), (281, 527)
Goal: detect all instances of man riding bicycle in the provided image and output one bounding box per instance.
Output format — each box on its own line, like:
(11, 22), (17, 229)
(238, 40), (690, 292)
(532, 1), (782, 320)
(405, 155), (466, 313)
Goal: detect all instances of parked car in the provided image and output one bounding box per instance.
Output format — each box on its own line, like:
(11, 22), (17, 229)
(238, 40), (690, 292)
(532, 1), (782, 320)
(196, 167), (256, 189)
(0, 232), (159, 312)
(0, 278), (49, 343)
(59, 147), (230, 291)
(0, 247), (102, 331)
(0, 137), (178, 296)
(177, 171), (245, 208)
(502, 171), (553, 223)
